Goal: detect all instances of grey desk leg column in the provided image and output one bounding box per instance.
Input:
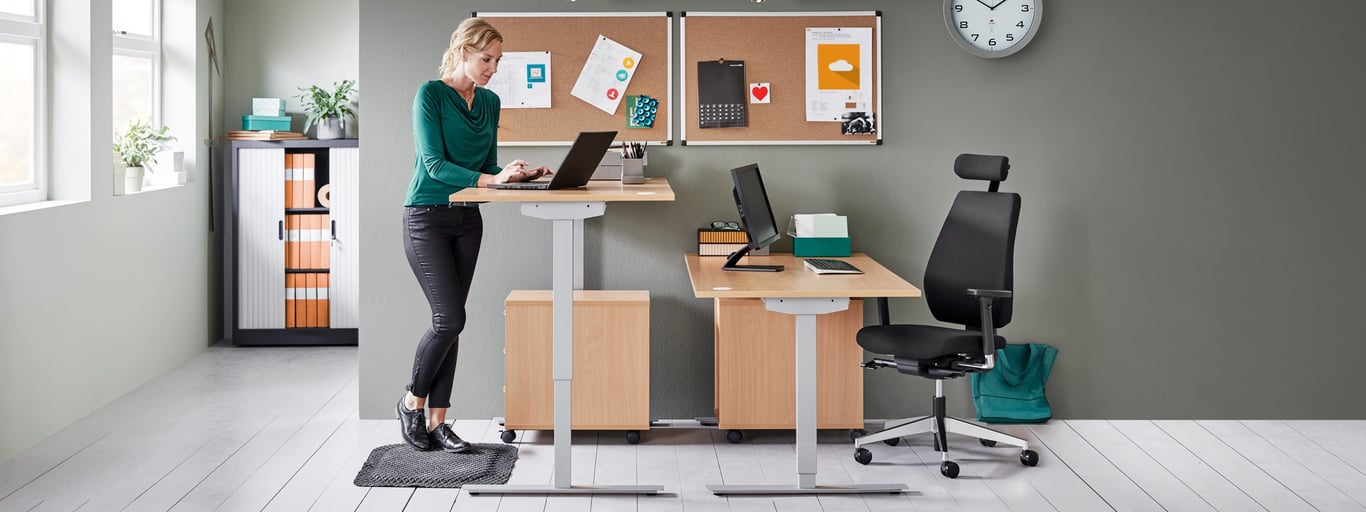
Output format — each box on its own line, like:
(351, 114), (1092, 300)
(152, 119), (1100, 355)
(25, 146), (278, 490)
(467, 202), (662, 496)
(707, 297), (908, 496)
(573, 218), (584, 290)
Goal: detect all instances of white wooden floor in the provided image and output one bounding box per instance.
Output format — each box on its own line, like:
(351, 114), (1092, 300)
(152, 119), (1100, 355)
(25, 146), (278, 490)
(3, 346), (1366, 512)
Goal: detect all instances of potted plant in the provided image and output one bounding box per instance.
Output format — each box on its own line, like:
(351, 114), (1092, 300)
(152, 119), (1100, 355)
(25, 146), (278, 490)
(297, 79), (356, 140)
(113, 119), (175, 194)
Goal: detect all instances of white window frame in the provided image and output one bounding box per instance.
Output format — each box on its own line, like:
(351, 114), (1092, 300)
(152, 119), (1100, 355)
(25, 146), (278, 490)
(112, 0), (161, 130)
(0, 2), (48, 208)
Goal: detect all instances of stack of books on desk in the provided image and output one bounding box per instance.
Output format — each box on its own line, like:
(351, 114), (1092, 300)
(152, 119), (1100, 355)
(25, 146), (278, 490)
(220, 130), (307, 141)
(697, 228), (767, 256)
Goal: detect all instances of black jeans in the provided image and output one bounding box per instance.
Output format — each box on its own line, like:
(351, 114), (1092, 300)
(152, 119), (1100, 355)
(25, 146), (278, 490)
(403, 204), (483, 409)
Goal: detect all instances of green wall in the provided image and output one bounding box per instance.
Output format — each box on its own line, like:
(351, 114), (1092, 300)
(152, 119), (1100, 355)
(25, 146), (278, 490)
(357, 0), (1366, 421)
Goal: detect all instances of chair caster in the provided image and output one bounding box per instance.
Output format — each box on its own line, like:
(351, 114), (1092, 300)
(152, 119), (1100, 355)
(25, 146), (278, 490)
(884, 437), (901, 446)
(940, 460), (960, 479)
(850, 429), (867, 441)
(1020, 449), (1039, 466)
(980, 439), (997, 447)
(726, 430), (744, 444)
(626, 430), (641, 444)
(854, 447), (872, 465)
(500, 430), (517, 443)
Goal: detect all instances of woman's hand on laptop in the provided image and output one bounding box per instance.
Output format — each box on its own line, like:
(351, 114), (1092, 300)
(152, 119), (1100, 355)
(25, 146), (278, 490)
(488, 160), (531, 185)
(516, 166), (553, 182)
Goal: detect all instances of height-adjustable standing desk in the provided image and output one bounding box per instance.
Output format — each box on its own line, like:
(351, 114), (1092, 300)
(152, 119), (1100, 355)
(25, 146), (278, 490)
(684, 252), (922, 495)
(453, 178), (674, 495)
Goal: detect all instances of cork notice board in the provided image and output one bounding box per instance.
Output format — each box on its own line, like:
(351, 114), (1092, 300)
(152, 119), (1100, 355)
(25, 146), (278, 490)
(681, 12), (882, 145)
(476, 12), (673, 146)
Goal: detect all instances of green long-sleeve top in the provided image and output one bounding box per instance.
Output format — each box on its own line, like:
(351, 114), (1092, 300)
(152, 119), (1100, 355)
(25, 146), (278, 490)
(405, 80), (502, 206)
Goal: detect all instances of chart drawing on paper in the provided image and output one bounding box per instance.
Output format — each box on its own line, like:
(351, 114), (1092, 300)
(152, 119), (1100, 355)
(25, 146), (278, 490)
(805, 27), (873, 122)
(486, 51), (552, 109)
(571, 35), (643, 115)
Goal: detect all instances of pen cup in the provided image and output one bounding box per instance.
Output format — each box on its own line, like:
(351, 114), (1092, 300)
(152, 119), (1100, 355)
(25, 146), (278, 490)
(622, 158), (645, 185)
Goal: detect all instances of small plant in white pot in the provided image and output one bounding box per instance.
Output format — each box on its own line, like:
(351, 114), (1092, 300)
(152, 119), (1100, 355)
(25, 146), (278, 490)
(113, 119), (175, 194)
(298, 79), (356, 140)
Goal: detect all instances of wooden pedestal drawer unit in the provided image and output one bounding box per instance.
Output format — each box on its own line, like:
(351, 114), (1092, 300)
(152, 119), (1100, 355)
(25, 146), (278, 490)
(503, 290), (649, 442)
(713, 298), (864, 433)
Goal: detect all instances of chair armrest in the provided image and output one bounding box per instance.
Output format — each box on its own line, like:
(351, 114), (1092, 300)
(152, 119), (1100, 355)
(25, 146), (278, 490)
(957, 289), (1012, 372)
(875, 297), (890, 326)
(967, 288), (1012, 299)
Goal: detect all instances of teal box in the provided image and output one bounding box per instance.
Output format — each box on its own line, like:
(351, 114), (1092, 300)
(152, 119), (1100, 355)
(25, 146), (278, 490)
(792, 237), (851, 257)
(242, 115), (291, 131)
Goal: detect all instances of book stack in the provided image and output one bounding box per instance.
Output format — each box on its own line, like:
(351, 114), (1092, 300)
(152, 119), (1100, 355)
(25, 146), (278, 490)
(698, 228), (765, 256)
(220, 130), (307, 141)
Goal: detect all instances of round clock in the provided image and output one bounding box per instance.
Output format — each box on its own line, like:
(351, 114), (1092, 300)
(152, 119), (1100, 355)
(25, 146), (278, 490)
(944, 0), (1042, 58)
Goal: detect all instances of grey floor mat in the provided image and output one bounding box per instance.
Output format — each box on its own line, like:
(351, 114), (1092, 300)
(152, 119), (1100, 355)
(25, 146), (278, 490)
(353, 443), (518, 488)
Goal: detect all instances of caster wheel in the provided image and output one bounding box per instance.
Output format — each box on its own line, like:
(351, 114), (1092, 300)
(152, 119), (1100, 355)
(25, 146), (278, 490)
(500, 430), (517, 444)
(884, 437), (901, 446)
(726, 430), (744, 444)
(980, 439), (997, 447)
(850, 429), (867, 441)
(940, 461), (960, 479)
(854, 447), (872, 465)
(625, 430), (641, 444)
(1020, 449), (1040, 466)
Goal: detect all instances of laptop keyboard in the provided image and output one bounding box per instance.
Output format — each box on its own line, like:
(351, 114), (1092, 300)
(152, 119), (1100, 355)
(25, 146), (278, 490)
(487, 181), (551, 190)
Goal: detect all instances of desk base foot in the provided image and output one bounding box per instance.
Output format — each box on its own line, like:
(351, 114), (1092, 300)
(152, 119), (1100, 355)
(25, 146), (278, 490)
(465, 484), (665, 495)
(707, 483), (908, 495)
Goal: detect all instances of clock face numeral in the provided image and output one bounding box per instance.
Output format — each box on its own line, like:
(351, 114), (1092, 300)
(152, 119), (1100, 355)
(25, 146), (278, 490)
(950, 0), (1037, 54)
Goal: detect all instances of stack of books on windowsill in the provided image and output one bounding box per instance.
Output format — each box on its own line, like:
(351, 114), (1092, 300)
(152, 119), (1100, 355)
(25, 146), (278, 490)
(220, 130), (307, 141)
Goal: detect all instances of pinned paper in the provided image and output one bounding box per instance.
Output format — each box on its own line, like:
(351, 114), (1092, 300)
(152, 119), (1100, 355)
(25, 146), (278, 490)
(749, 83), (770, 104)
(571, 35), (642, 115)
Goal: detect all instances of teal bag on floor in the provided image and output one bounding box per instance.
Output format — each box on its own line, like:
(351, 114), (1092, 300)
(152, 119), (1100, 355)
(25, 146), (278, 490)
(970, 343), (1058, 423)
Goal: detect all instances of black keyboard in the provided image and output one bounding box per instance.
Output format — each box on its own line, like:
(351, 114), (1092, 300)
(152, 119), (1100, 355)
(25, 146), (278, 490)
(804, 258), (863, 274)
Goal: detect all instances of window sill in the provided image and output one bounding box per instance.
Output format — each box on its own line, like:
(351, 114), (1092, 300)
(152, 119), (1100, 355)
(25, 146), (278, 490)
(123, 182), (186, 195)
(0, 199), (85, 217)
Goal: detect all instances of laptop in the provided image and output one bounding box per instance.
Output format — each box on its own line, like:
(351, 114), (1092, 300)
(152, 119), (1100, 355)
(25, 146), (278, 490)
(487, 131), (618, 190)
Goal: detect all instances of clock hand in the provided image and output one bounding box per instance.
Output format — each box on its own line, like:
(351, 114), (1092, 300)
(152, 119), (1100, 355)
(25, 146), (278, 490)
(976, 0), (994, 9)
(988, 0), (1009, 9)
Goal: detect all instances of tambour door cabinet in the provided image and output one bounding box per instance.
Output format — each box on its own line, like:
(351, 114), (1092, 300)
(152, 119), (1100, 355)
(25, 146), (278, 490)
(226, 139), (359, 345)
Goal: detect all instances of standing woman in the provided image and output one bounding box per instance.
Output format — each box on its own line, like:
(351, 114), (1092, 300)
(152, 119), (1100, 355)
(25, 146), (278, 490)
(398, 17), (548, 452)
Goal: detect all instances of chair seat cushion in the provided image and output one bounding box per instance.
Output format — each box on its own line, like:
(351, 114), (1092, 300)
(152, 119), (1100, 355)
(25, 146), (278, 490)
(857, 324), (1006, 361)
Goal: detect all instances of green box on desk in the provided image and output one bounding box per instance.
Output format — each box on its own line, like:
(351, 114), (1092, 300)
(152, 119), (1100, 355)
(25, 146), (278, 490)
(242, 115), (291, 131)
(792, 237), (851, 257)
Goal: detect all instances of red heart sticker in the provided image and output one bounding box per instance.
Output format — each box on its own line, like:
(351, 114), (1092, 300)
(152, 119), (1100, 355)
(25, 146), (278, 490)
(751, 85), (769, 101)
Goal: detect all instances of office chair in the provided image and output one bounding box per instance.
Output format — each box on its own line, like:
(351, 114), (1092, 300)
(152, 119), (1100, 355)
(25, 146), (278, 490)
(852, 154), (1039, 478)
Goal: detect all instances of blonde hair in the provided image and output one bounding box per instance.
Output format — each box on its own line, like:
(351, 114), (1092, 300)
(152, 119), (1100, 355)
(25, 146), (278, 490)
(439, 17), (503, 79)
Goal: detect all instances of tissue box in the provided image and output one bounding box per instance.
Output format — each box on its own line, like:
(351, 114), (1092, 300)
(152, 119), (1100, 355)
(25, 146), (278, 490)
(252, 98), (286, 117)
(792, 237), (851, 257)
(242, 115), (291, 131)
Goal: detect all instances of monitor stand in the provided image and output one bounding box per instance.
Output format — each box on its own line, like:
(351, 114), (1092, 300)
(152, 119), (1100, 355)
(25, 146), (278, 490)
(722, 247), (784, 272)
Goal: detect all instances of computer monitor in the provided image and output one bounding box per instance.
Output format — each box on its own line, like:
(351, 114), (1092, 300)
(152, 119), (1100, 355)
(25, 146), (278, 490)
(724, 163), (785, 272)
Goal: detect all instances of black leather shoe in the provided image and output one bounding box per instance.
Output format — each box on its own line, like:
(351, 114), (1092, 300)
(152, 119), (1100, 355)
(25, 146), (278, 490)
(429, 423), (474, 453)
(396, 397), (434, 451)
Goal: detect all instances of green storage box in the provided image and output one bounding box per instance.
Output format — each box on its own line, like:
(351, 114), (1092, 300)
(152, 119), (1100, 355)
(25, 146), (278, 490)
(242, 115), (291, 131)
(792, 237), (851, 257)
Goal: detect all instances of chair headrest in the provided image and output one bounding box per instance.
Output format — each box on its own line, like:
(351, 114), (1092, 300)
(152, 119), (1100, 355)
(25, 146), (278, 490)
(954, 154), (1010, 182)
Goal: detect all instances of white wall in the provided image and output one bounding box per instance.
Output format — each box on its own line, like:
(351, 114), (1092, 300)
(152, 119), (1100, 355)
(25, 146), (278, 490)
(222, 0), (360, 139)
(0, 0), (224, 462)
